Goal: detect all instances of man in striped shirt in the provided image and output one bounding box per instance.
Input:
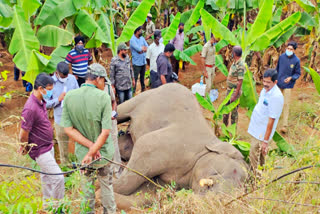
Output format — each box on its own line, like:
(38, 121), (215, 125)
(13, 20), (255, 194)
(65, 35), (92, 86)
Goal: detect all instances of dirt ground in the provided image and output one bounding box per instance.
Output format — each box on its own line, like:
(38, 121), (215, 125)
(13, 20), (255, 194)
(0, 43), (319, 213)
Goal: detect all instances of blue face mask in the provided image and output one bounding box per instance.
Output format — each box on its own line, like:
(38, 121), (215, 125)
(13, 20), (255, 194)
(146, 18), (148, 22)
(286, 50), (293, 56)
(42, 88), (53, 100)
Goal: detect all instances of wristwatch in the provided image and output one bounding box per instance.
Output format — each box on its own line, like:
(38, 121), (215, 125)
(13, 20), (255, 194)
(263, 140), (269, 143)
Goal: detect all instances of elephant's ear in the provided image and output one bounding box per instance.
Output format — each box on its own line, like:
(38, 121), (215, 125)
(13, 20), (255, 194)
(205, 143), (244, 160)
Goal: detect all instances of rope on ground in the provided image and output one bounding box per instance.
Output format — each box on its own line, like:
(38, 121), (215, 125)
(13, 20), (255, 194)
(224, 165), (315, 207)
(0, 156), (164, 189)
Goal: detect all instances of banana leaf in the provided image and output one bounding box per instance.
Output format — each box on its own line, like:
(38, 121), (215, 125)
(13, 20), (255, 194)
(73, 0), (89, 9)
(116, 0), (155, 46)
(9, 6), (40, 72)
(200, 9), (238, 46)
(240, 65), (258, 112)
(0, 2), (13, 27)
(180, 9), (193, 24)
(34, 0), (64, 26)
(173, 49), (196, 65)
(21, 0), (41, 22)
(184, 0), (204, 32)
(294, 0), (316, 13)
(246, 0), (274, 46)
(221, 13), (230, 27)
(54, 0), (77, 24)
(37, 25), (74, 47)
(195, 92), (215, 112)
(215, 54), (228, 76)
(184, 44), (202, 57)
(215, 39), (228, 52)
(273, 26), (297, 48)
(273, 131), (296, 156)
(215, 0), (229, 8)
(205, 0), (219, 10)
(90, 0), (108, 9)
(186, 25), (204, 36)
(162, 12), (181, 45)
(75, 10), (110, 48)
(23, 50), (51, 84)
(251, 12), (301, 51)
(109, 14), (116, 56)
(43, 45), (72, 74)
(304, 67), (320, 95)
(298, 11), (316, 30)
(272, 6), (283, 26)
(220, 98), (240, 115)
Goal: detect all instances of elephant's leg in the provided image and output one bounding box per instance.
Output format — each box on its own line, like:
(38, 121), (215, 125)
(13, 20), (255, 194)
(114, 127), (171, 195)
(118, 133), (133, 161)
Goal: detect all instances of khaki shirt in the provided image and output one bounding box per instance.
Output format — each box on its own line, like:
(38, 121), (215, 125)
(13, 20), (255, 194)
(60, 84), (114, 167)
(146, 21), (155, 37)
(201, 42), (216, 65)
(227, 59), (245, 89)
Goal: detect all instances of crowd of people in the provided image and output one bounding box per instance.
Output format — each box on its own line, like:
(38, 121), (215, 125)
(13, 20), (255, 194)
(17, 15), (301, 213)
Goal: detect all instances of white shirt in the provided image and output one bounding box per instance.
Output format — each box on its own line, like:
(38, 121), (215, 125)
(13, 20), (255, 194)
(146, 42), (165, 72)
(248, 85), (284, 141)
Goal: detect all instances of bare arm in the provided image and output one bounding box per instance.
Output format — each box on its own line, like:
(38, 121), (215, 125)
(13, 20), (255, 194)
(18, 128), (29, 155)
(64, 127), (94, 148)
(261, 117), (276, 156)
(231, 79), (243, 102)
(160, 75), (167, 84)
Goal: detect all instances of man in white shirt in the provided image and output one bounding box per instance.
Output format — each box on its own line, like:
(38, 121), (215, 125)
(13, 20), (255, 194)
(248, 69), (284, 173)
(147, 30), (165, 73)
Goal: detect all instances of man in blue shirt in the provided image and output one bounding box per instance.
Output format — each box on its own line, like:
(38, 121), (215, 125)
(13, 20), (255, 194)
(45, 62), (79, 165)
(276, 41), (301, 133)
(130, 26), (148, 93)
(248, 69), (284, 174)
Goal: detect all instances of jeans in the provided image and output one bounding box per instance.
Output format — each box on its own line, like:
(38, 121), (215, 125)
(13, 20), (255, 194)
(133, 65), (146, 92)
(116, 89), (132, 104)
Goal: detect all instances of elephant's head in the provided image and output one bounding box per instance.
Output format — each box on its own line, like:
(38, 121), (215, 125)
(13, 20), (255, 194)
(191, 143), (248, 194)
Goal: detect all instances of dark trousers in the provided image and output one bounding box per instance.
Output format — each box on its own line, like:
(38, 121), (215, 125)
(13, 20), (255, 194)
(170, 56), (180, 75)
(133, 65), (146, 92)
(76, 77), (86, 87)
(116, 89), (132, 104)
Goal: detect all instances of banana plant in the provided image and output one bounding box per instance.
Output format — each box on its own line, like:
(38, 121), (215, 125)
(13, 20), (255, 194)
(303, 67), (320, 95)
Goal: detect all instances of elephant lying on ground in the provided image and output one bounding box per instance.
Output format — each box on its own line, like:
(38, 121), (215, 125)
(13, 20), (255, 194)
(114, 83), (248, 208)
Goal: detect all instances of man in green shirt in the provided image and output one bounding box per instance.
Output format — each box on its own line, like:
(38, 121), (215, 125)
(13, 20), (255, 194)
(61, 63), (116, 214)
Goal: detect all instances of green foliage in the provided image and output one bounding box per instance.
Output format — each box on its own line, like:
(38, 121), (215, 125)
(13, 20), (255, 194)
(185, 25), (204, 36)
(0, 70), (12, 104)
(162, 12), (181, 45)
(0, 2), (13, 28)
(180, 9), (193, 24)
(0, 175), (42, 213)
(116, 0), (155, 46)
(294, 0), (316, 13)
(215, 54), (228, 76)
(240, 65), (258, 113)
(304, 67), (320, 95)
(8, 5), (40, 72)
(184, 0), (204, 32)
(272, 131), (296, 156)
(34, 0), (64, 26)
(174, 44), (202, 65)
(21, 0), (41, 22)
(37, 25), (74, 47)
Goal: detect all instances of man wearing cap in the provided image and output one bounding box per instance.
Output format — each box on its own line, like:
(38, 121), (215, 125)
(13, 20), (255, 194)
(145, 13), (155, 45)
(130, 26), (148, 93)
(61, 63), (116, 213)
(45, 62), (79, 165)
(65, 35), (92, 86)
(110, 43), (135, 104)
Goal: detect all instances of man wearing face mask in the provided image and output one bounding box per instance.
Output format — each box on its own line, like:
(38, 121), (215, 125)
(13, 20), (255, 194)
(45, 62), (79, 165)
(130, 26), (148, 93)
(110, 43), (135, 104)
(147, 30), (165, 85)
(223, 46), (245, 127)
(61, 63), (116, 214)
(276, 41), (301, 134)
(170, 23), (184, 75)
(19, 73), (65, 205)
(248, 69), (284, 174)
(201, 34), (216, 94)
(145, 13), (155, 45)
(65, 35), (92, 87)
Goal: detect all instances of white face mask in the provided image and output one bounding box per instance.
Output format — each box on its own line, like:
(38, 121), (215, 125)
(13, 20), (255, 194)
(57, 72), (67, 83)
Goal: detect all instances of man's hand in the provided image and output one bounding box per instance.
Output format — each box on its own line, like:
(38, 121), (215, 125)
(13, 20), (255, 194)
(284, 76), (292, 83)
(261, 141), (269, 156)
(141, 46), (148, 52)
(17, 145), (28, 155)
(94, 150), (101, 160)
(204, 71), (208, 78)
(82, 153), (93, 165)
(58, 92), (66, 102)
(132, 79), (136, 87)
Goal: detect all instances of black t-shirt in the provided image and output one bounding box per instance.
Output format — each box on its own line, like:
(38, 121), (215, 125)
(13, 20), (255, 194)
(156, 53), (173, 83)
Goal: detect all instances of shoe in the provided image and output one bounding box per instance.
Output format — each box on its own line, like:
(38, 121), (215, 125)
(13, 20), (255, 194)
(280, 127), (288, 134)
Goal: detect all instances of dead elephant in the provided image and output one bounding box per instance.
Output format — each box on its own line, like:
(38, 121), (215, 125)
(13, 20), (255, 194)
(114, 83), (248, 208)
